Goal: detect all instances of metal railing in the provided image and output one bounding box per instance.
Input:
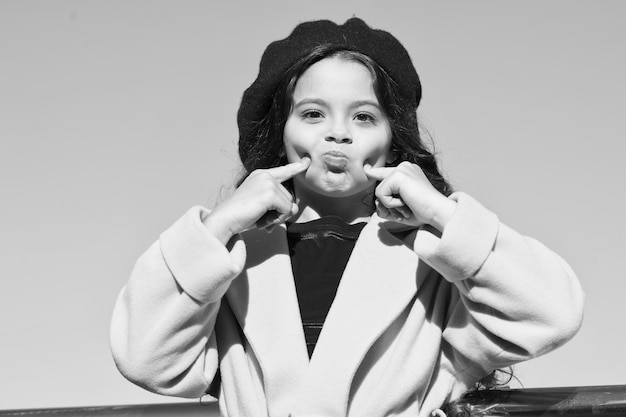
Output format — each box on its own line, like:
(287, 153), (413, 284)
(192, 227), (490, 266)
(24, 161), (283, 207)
(0, 402), (219, 416)
(1, 385), (625, 416)
(459, 384), (626, 416)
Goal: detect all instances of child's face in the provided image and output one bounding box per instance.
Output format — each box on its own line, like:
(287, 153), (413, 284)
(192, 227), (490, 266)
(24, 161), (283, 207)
(283, 57), (392, 200)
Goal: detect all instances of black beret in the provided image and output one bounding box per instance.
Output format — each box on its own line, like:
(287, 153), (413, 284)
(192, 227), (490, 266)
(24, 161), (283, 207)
(237, 17), (421, 143)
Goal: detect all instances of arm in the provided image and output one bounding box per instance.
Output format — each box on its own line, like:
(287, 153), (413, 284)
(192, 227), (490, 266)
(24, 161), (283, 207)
(110, 206), (246, 397)
(110, 160), (309, 397)
(415, 192), (585, 376)
(366, 162), (584, 376)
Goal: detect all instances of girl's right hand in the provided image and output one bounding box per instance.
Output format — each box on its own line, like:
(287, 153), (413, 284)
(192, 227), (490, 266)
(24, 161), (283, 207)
(203, 157), (310, 245)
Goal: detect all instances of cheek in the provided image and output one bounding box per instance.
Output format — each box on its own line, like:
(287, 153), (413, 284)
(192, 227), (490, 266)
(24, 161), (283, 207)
(381, 126), (394, 163)
(364, 132), (393, 165)
(282, 121), (298, 159)
(283, 120), (314, 157)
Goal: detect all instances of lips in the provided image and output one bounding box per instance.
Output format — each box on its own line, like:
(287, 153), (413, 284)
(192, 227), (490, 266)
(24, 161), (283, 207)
(321, 151), (349, 172)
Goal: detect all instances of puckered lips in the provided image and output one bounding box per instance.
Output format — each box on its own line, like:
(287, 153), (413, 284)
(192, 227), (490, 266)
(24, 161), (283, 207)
(321, 150), (349, 172)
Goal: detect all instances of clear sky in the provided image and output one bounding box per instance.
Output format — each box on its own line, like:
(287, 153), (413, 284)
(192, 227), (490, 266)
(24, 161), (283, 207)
(1, 0), (625, 409)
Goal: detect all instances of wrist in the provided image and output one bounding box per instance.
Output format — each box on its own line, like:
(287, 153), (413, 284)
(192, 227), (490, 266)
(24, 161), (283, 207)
(203, 211), (236, 246)
(427, 196), (457, 232)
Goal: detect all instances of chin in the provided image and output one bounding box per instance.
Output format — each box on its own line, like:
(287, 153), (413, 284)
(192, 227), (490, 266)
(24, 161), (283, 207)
(311, 180), (372, 199)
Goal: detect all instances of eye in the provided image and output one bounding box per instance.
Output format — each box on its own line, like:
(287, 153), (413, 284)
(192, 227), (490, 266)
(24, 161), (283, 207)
(302, 110), (324, 120)
(354, 113), (375, 123)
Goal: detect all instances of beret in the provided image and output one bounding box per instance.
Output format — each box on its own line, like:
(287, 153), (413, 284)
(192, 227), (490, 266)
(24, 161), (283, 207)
(237, 17), (421, 142)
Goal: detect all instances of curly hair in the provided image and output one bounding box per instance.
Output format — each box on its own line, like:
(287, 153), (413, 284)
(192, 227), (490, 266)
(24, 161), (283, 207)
(236, 44), (453, 198)
(439, 368), (517, 417)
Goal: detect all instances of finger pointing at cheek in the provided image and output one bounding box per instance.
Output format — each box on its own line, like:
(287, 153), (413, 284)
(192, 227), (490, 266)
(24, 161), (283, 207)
(363, 165), (394, 181)
(364, 166), (405, 208)
(268, 157), (311, 183)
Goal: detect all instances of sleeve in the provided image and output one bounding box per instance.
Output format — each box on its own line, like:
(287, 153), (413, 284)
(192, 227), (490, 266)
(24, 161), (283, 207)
(413, 192), (585, 377)
(109, 206), (247, 397)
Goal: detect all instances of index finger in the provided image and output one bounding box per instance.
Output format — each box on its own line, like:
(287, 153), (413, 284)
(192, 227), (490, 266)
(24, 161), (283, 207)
(267, 157), (311, 183)
(364, 166), (394, 181)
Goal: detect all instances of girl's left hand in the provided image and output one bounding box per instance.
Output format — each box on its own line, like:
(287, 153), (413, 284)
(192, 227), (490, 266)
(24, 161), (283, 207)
(364, 161), (456, 231)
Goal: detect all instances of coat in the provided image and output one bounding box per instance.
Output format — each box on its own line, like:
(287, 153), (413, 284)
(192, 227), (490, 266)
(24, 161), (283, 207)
(110, 192), (585, 417)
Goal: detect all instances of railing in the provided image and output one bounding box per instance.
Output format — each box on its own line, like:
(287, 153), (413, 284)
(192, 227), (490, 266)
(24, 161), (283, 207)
(459, 385), (626, 416)
(0, 402), (219, 416)
(1, 385), (625, 416)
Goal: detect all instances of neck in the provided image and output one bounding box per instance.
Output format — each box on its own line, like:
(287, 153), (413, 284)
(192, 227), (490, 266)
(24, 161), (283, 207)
(291, 185), (375, 224)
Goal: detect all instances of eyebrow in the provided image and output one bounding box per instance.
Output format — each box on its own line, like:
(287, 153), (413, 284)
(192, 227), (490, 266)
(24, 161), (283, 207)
(293, 98), (382, 110)
(293, 98), (326, 108)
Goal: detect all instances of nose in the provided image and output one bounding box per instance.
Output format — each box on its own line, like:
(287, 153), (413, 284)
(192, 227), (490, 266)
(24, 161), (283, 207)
(325, 119), (353, 144)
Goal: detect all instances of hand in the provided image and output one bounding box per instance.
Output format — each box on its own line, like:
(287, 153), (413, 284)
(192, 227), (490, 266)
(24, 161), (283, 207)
(204, 158), (310, 244)
(364, 161), (456, 231)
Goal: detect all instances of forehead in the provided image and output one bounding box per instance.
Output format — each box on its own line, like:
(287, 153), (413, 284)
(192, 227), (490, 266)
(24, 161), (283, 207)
(292, 57), (377, 101)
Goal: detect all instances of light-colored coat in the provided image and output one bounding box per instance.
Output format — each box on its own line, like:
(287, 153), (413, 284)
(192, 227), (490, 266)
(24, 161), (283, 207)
(110, 193), (584, 417)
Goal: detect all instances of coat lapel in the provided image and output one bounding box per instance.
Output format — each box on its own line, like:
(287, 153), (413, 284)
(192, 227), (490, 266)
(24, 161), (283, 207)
(226, 225), (309, 417)
(295, 216), (423, 416)
(226, 217), (423, 417)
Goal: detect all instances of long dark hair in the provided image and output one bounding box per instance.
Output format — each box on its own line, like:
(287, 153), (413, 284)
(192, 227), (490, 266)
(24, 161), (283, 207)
(440, 368), (517, 417)
(237, 44), (453, 197)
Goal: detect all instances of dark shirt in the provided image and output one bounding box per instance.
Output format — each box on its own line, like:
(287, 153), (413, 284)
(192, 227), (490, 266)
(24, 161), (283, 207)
(286, 216), (366, 358)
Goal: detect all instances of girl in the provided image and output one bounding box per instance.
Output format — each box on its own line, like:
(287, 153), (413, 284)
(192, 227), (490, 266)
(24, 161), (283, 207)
(110, 18), (584, 417)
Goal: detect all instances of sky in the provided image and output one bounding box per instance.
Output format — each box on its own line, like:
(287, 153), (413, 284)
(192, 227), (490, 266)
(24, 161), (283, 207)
(1, 0), (625, 410)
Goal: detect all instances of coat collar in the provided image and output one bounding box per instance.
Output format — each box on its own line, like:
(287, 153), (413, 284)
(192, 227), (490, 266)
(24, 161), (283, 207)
(227, 216), (422, 416)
